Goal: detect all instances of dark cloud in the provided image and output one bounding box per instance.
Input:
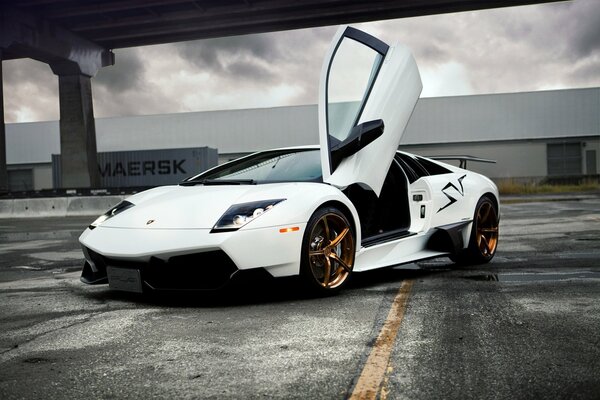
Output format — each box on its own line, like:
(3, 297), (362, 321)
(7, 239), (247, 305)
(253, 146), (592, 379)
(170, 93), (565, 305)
(176, 34), (283, 71)
(89, 47), (168, 118)
(567, 0), (600, 58)
(3, 58), (58, 122)
(4, 1), (600, 123)
(94, 49), (145, 92)
(226, 60), (274, 82)
(367, 0), (600, 95)
(92, 85), (180, 118)
(173, 27), (335, 88)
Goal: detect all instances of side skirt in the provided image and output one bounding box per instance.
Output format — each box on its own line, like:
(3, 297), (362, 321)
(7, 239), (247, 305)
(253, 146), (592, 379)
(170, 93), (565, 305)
(362, 229), (416, 248)
(354, 232), (444, 272)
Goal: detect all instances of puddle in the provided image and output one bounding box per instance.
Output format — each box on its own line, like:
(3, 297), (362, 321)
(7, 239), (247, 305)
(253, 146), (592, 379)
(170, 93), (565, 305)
(467, 271), (600, 282)
(11, 265), (44, 271)
(29, 250), (83, 261)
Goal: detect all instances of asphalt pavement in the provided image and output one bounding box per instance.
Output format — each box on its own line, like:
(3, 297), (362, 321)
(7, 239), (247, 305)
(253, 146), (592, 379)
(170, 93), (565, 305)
(0, 194), (599, 399)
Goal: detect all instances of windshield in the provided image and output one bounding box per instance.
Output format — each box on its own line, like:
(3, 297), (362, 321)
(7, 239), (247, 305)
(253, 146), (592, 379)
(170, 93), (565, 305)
(186, 149), (322, 184)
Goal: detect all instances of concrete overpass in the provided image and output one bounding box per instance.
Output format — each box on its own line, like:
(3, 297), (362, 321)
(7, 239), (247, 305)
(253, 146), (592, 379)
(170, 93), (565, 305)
(0, 0), (561, 193)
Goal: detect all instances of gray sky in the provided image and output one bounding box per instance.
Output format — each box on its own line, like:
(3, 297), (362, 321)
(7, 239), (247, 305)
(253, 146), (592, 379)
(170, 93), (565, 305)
(3, 0), (600, 123)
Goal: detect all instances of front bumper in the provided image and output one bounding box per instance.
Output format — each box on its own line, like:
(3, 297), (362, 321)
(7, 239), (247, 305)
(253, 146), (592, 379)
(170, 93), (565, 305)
(81, 248), (240, 290)
(79, 223), (307, 291)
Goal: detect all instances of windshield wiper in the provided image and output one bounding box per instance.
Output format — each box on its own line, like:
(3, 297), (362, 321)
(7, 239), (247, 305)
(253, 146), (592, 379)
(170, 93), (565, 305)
(180, 179), (256, 186)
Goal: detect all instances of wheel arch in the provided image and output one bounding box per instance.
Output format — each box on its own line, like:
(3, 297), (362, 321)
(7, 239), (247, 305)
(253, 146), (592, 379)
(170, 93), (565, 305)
(459, 189), (499, 251)
(316, 199), (361, 248)
(481, 191), (500, 221)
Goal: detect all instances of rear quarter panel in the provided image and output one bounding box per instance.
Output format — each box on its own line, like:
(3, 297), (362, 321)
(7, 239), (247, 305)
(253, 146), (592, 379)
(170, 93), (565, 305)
(425, 169), (499, 233)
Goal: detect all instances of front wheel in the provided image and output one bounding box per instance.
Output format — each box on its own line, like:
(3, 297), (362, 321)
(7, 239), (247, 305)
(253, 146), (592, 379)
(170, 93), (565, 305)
(300, 206), (355, 294)
(452, 196), (499, 265)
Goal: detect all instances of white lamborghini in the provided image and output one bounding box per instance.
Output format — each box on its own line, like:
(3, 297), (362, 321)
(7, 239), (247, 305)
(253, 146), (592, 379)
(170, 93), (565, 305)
(79, 26), (500, 294)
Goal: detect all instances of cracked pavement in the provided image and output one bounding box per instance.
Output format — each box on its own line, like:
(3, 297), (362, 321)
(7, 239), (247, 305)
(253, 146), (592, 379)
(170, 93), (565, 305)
(1, 195), (599, 399)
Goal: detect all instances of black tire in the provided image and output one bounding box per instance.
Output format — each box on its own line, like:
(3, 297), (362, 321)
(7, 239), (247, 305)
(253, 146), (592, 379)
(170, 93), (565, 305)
(452, 196), (499, 265)
(300, 206), (356, 294)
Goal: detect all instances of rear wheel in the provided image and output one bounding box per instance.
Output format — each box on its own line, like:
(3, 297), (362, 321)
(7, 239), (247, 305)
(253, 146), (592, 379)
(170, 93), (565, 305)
(300, 207), (355, 294)
(453, 196), (499, 265)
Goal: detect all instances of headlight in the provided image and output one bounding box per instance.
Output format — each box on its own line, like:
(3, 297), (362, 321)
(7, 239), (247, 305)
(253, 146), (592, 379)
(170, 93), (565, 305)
(89, 201), (135, 229)
(211, 199), (285, 232)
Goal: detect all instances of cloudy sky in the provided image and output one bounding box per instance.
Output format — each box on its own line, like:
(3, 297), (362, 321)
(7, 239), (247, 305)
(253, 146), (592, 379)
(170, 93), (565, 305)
(3, 0), (600, 123)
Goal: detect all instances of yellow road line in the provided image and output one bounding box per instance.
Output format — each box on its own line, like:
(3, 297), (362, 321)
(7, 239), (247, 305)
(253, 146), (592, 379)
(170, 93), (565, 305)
(349, 279), (414, 400)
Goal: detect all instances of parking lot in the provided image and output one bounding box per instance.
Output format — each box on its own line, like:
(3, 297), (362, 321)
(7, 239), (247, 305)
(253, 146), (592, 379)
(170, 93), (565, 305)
(1, 194), (599, 399)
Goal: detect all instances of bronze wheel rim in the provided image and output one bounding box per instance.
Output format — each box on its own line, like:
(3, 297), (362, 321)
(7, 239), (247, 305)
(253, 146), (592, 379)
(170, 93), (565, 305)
(307, 213), (355, 289)
(476, 201), (499, 257)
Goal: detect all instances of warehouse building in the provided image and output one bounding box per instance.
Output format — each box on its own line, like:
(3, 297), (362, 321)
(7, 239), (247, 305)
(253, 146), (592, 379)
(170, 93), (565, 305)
(5, 87), (599, 191)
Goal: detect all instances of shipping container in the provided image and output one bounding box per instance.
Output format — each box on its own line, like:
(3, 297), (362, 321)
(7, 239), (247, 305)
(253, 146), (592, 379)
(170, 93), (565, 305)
(52, 147), (218, 188)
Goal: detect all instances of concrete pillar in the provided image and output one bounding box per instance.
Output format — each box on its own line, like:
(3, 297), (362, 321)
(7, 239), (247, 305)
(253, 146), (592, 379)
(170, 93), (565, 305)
(58, 74), (100, 188)
(0, 49), (7, 194)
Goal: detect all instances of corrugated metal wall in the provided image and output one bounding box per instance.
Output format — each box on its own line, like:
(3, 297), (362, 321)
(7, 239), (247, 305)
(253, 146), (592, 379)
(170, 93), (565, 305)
(95, 105), (319, 155)
(7, 88), (599, 166)
(402, 87), (600, 145)
(5, 88), (600, 185)
(6, 88), (600, 164)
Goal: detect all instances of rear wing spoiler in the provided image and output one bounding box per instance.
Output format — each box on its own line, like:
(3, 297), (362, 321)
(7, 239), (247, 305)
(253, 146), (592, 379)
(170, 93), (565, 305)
(429, 155), (496, 170)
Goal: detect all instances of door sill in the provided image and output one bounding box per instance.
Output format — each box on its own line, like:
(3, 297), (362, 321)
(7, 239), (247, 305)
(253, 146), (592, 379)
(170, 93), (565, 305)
(362, 229), (415, 248)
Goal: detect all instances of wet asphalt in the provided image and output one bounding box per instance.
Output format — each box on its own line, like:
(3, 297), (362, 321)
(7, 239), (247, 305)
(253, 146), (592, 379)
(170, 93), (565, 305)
(0, 194), (599, 399)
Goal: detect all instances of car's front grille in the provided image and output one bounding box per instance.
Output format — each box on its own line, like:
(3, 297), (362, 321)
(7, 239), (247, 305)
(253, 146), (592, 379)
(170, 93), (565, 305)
(82, 248), (238, 290)
(141, 251), (238, 290)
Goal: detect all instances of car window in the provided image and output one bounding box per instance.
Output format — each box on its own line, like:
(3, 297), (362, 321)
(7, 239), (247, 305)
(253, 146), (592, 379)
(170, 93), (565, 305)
(327, 37), (384, 147)
(193, 149), (322, 183)
(415, 156), (451, 175)
(395, 156), (418, 183)
(396, 153), (428, 181)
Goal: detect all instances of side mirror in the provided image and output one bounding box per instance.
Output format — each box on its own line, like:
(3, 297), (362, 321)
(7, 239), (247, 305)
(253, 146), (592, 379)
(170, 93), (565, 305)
(331, 119), (384, 171)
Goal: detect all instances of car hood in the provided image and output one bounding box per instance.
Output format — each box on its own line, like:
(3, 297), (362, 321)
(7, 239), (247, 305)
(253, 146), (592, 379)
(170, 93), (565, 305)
(99, 183), (309, 229)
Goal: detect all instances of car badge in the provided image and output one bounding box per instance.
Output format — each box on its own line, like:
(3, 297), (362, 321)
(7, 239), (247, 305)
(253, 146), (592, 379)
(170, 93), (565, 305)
(146, 219), (155, 225)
